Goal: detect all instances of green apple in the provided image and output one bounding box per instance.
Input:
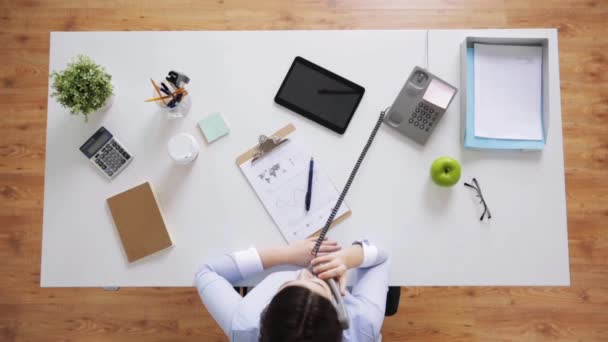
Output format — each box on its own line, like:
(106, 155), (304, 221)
(430, 156), (461, 187)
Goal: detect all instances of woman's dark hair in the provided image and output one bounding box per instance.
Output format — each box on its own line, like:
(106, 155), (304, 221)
(259, 285), (341, 342)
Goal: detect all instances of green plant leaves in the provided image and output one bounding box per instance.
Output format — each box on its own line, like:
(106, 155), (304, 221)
(50, 55), (114, 121)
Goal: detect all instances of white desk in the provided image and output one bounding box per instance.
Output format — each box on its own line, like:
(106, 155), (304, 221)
(42, 29), (569, 287)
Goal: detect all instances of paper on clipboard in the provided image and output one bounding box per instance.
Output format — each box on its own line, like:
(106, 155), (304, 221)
(236, 124), (351, 243)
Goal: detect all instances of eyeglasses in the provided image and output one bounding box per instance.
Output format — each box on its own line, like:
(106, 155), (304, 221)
(464, 178), (492, 221)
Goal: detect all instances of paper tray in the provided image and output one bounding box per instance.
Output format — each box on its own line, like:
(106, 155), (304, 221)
(460, 36), (550, 150)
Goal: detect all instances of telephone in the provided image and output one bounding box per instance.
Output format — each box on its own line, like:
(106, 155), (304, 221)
(384, 67), (458, 145)
(311, 67), (458, 330)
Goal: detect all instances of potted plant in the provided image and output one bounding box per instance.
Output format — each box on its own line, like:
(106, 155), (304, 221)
(50, 55), (114, 121)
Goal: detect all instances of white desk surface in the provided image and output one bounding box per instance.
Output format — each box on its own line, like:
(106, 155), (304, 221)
(42, 29), (569, 287)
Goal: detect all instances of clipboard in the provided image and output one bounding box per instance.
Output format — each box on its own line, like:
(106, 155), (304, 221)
(236, 124), (351, 242)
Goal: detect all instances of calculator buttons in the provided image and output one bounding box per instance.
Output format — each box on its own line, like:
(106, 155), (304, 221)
(83, 128), (132, 180)
(408, 119), (414, 124)
(98, 143), (128, 175)
(415, 108), (420, 113)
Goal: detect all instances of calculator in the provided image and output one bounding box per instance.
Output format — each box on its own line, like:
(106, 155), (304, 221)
(79, 126), (132, 179)
(384, 66), (457, 145)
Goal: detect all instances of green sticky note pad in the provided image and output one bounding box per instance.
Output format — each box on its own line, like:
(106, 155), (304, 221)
(198, 112), (230, 143)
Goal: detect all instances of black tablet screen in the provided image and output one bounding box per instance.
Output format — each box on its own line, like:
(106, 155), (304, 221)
(275, 57), (365, 134)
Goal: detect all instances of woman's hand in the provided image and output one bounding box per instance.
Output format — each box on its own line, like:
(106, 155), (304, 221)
(285, 237), (341, 267)
(310, 244), (364, 295)
(310, 251), (349, 295)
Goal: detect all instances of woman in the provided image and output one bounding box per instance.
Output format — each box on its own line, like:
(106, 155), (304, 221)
(195, 237), (389, 341)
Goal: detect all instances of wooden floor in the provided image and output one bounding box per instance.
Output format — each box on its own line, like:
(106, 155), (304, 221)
(1, 0), (607, 341)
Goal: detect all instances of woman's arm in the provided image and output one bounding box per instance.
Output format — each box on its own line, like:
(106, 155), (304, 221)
(311, 239), (388, 287)
(258, 237), (340, 268)
(195, 248), (263, 336)
(349, 241), (390, 336)
(350, 257), (390, 339)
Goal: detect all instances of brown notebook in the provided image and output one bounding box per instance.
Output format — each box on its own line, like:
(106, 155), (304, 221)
(107, 182), (172, 263)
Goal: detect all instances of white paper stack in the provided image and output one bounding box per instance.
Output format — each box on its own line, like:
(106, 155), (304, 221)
(463, 42), (546, 150)
(474, 44), (543, 141)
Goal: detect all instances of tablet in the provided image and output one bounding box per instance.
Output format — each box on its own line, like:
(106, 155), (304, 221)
(274, 57), (365, 134)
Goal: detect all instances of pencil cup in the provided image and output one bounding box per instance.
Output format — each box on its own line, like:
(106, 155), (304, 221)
(152, 82), (191, 120)
(167, 133), (199, 164)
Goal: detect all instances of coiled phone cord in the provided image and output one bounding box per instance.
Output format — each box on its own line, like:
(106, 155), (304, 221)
(312, 108), (388, 256)
(310, 107), (389, 330)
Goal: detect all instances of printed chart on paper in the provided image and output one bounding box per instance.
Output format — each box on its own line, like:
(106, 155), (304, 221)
(240, 133), (349, 243)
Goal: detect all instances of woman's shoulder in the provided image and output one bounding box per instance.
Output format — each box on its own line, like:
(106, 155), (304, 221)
(342, 314), (379, 342)
(344, 294), (384, 340)
(231, 328), (259, 342)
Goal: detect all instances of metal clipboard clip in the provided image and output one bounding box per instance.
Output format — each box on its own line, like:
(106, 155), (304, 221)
(251, 134), (289, 163)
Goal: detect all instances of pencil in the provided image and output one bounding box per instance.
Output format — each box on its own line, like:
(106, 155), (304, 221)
(150, 79), (167, 105)
(144, 90), (188, 103)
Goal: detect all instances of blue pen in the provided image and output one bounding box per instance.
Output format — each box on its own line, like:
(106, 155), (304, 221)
(305, 157), (314, 211)
(160, 82), (178, 108)
(160, 83), (173, 97)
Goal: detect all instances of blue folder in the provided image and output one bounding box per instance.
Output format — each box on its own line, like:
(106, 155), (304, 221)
(464, 47), (545, 150)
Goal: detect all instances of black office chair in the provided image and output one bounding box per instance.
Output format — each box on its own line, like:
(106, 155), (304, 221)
(235, 286), (401, 317)
(384, 286), (400, 316)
